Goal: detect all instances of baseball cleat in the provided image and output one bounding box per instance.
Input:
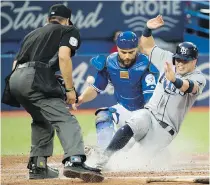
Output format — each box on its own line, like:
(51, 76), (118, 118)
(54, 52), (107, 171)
(95, 153), (110, 170)
(29, 165), (59, 179)
(28, 156), (59, 179)
(63, 161), (104, 182)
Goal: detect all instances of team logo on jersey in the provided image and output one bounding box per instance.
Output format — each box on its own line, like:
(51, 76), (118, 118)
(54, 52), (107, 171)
(145, 74), (156, 86)
(159, 74), (185, 96)
(120, 71), (129, 79)
(69, 37), (78, 47)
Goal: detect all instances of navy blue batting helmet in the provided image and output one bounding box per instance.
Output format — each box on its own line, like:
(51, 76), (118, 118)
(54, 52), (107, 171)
(116, 31), (138, 49)
(173, 42), (198, 64)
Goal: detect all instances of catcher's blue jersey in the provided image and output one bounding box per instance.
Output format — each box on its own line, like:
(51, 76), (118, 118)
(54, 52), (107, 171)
(92, 52), (159, 111)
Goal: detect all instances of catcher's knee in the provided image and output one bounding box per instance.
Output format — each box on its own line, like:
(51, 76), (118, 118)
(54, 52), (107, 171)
(95, 107), (119, 149)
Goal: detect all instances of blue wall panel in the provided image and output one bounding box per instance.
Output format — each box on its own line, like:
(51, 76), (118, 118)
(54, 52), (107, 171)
(1, 54), (209, 111)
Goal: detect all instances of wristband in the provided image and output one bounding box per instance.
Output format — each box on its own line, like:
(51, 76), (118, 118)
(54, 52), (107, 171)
(65, 87), (75, 92)
(172, 78), (183, 89)
(142, 25), (152, 37)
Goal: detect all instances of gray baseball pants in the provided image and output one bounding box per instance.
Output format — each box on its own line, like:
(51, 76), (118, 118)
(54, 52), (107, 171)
(126, 109), (177, 159)
(9, 67), (85, 161)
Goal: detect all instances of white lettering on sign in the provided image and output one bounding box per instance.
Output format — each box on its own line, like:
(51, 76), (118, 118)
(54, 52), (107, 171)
(1, 1), (104, 35)
(71, 3), (103, 29)
(72, 62), (114, 95)
(73, 62), (88, 92)
(1, 1), (46, 35)
(121, 1), (181, 16)
(121, 1), (181, 33)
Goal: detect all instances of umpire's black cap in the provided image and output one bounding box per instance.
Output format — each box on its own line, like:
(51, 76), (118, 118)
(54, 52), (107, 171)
(48, 4), (73, 25)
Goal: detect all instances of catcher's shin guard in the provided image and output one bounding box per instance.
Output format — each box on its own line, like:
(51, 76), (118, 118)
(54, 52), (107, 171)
(95, 107), (119, 149)
(27, 156), (59, 179)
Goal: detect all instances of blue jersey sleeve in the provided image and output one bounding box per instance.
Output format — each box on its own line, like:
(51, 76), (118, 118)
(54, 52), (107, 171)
(141, 71), (159, 103)
(92, 69), (109, 93)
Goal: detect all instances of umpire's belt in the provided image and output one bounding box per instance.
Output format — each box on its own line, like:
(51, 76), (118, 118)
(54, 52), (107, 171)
(145, 108), (175, 136)
(17, 62), (49, 69)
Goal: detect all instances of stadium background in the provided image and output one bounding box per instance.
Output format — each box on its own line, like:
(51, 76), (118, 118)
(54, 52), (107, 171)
(1, 1), (209, 184)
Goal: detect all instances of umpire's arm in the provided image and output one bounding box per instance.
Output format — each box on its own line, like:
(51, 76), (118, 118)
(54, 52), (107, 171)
(59, 46), (74, 89)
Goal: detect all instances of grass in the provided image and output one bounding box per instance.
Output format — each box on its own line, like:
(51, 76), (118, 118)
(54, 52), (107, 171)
(1, 111), (209, 155)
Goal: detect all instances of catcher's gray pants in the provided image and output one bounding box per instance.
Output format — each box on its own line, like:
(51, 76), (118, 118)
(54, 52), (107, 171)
(9, 67), (85, 161)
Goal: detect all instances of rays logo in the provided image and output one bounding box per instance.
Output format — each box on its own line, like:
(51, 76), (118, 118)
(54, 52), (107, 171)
(121, 1), (181, 34)
(180, 47), (187, 54)
(159, 74), (184, 96)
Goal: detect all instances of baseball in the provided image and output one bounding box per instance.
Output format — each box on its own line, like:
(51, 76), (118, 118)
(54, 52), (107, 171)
(86, 76), (95, 84)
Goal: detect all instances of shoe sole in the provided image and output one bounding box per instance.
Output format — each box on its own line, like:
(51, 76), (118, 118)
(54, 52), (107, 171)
(29, 173), (58, 179)
(63, 168), (104, 182)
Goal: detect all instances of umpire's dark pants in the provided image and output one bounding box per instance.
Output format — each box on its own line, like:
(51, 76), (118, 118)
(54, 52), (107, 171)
(9, 66), (85, 162)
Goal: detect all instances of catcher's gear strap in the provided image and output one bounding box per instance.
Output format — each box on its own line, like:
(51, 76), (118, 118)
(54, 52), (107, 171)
(90, 55), (106, 71)
(95, 107), (119, 124)
(185, 79), (194, 93)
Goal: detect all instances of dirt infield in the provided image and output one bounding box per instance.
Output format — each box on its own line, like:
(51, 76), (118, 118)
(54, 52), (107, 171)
(1, 154), (209, 185)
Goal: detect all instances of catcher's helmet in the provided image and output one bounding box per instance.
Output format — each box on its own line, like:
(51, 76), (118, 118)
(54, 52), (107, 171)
(173, 42), (198, 65)
(116, 31), (138, 49)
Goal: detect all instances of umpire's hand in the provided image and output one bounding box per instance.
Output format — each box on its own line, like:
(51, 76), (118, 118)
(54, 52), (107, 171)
(66, 91), (76, 104)
(72, 95), (84, 110)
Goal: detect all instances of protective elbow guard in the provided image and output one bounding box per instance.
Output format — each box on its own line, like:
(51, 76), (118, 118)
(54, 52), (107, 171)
(185, 79), (194, 93)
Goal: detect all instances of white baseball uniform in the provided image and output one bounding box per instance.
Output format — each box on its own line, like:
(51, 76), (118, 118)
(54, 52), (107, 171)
(126, 46), (206, 156)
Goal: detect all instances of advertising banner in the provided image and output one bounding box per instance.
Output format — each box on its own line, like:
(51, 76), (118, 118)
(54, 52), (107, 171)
(1, 1), (184, 41)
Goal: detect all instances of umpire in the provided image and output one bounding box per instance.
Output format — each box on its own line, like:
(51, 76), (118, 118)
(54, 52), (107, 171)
(8, 4), (103, 182)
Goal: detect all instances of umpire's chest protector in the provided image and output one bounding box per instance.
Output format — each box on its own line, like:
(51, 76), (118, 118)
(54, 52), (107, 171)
(106, 53), (149, 107)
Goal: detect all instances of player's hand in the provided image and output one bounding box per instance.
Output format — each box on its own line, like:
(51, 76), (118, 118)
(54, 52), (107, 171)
(66, 90), (76, 104)
(164, 62), (176, 82)
(147, 15), (164, 29)
(72, 95), (84, 110)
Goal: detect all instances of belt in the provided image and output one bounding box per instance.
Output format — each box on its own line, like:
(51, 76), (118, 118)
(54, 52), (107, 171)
(159, 121), (175, 136)
(17, 62), (49, 69)
(145, 108), (175, 136)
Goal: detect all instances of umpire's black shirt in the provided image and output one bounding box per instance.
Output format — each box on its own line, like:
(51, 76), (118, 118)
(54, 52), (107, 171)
(15, 21), (81, 71)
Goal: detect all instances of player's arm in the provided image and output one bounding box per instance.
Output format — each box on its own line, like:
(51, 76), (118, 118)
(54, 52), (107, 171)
(140, 15), (173, 73)
(139, 15), (164, 56)
(78, 86), (98, 103)
(164, 62), (206, 94)
(74, 69), (109, 109)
